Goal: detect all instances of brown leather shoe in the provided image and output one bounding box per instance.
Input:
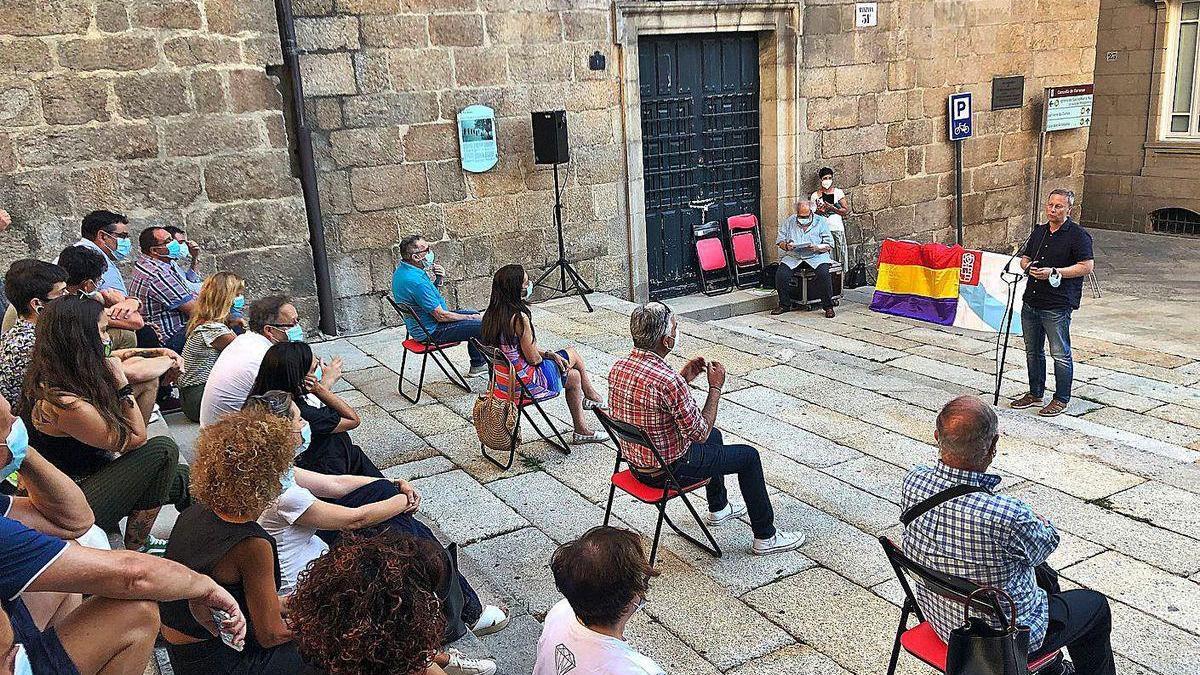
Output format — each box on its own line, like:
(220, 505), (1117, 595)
(824, 308), (835, 318)
(1010, 393), (1043, 409)
(1038, 399), (1068, 417)
(771, 306), (790, 315)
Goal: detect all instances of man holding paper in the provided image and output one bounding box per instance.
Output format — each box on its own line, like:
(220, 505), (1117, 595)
(774, 199), (836, 318)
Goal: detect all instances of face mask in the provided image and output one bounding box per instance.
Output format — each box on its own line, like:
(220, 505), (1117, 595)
(279, 467), (295, 493)
(798, 216), (813, 225)
(296, 422), (311, 457)
(163, 240), (184, 260)
(523, 281), (533, 300)
(110, 235), (133, 260)
(821, 178), (833, 189)
(285, 324), (305, 342)
(421, 251), (436, 270)
(231, 295), (245, 312)
(85, 288), (103, 303)
(102, 338), (113, 358)
(1048, 269), (1062, 288)
(666, 328), (680, 355)
(313, 366), (323, 383)
(1, 418), (30, 481)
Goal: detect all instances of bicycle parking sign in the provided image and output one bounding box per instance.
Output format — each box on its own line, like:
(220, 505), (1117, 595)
(948, 92), (973, 141)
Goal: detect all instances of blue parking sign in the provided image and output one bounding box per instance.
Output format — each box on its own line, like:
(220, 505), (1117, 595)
(948, 93), (972, 141)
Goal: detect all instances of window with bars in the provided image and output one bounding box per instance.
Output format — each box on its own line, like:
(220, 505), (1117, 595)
(1169, 1), (1200, 137)
(1150, 207), (1200, 235)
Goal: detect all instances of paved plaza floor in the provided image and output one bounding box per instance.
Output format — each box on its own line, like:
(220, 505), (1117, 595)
(152, 230), (1199, 674)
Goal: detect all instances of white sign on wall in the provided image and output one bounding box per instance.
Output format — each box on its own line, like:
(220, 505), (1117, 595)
(855, 3), (878, 28)
(1044, 84), (1093, 132)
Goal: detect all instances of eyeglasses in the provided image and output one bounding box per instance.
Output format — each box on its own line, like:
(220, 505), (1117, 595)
(101, 230), (130, 239)
(267, 321), (299, 329)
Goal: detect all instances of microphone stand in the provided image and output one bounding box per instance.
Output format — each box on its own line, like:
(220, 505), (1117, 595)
(993, 252), (1024, 406)
(533, 159), (594, 312)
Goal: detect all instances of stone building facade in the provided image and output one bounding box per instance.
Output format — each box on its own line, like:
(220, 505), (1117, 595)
(0, 0), (319, 321)
(1, 0), (1102, 333)
(1083, 0), (1200, 235)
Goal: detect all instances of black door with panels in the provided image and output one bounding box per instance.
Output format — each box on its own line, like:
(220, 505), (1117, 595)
(639, 33), (760, 300)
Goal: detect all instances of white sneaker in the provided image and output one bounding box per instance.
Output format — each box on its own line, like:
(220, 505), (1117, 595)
(467, 364), (489, 378)
(471, 604), (509, 636)
(148, 404), (163, 425)
(443, 649), (497, 675)
(571, 430), (609, 445)
(582, 398), (609, 411)
(707, 503), (747, 525)
(751, 530), (806, 555)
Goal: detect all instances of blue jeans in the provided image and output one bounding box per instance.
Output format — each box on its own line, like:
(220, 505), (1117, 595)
(1021, 305), (1074, 403)
(428, 311), (485, 368)
(637, 429), (776, 540)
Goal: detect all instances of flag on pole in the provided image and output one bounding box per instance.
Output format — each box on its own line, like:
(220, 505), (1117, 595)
(952, 249), (1024, 335)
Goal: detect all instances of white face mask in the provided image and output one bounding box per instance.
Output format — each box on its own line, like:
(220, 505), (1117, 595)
(666, 326), (680, 355)
(821, 178), (833, 189)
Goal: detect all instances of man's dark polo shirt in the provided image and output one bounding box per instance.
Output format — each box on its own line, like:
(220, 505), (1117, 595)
(1020, 217), (1094, 311)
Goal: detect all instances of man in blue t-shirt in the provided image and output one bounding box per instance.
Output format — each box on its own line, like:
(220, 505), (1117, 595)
(391, 234), (487, 376)
(1010, 189), (1095, 418)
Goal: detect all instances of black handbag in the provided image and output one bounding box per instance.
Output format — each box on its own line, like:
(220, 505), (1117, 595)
(945, 586), (1031, 675)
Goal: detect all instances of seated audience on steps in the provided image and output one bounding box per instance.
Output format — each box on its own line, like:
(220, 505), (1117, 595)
(21, 296), (189, 555)
(1, 392), (245, 675)
(178, 272), (247, 423)
(160, 407), (306, 674)
(129, 227), (198, 355)
(163, 225), (204, 295)
(0, 260), (67, 405)
(56, 243), (145, 350)
(903, 395), (1115, 675)
(480, 264), (608, 445)
(535, 526), (665, 675)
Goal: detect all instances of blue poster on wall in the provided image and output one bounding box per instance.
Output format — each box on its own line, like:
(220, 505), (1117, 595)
(457, 105), (498, 173)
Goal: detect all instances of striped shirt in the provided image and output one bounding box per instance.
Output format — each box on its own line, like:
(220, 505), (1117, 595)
(129, 254), (195, 345)
(901, 462), (1059, 650)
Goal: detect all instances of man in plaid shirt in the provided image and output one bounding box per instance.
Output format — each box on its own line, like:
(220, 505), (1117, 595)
(902, 396), (1114, 675)
(607, 302), (804, 556)
(129, 227), (197, 354)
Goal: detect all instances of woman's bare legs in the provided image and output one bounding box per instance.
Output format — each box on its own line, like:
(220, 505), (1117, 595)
(562, 347), (602, 402)
(564, 370), (594, 435)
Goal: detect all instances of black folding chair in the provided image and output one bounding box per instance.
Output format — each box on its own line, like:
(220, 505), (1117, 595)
(472, 339), (569, 470)
(387, 298), (470, 404)
(593, 409), (721, 566)
(878, 537), (1063, 675)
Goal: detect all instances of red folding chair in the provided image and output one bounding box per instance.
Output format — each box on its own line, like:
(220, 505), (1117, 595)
(387, 298), (470, 404)
(594, 409), (721, 566)
(472, 339), (569, 470)
(693, 220), (733, 296)
(726, 213), (764, 289)
(878, 537), (1063, 675)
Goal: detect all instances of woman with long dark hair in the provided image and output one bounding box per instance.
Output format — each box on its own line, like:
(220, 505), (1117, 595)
(247, 341), (377, 478)
(480, 264), (606, 444)
(20, 295), (189, 554)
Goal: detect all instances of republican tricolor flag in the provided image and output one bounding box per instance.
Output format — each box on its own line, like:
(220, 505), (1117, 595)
(869, 240), (963, 326)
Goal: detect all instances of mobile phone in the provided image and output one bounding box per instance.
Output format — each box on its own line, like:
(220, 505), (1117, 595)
(211, 609), (243, 652)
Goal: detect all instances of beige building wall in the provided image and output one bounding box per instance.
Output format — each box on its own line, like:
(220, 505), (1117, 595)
(1083, 0), (1200, 233)
(0, 0), (318, 321)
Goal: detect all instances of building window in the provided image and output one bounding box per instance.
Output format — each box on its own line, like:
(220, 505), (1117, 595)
(1150, 207), (1200, 235)
(1169, 2), (1200, 136)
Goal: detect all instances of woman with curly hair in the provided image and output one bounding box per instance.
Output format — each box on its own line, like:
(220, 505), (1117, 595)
(290, 532), (451, 675)
(178, 272), (246, 422)
(21, 295), (189, 554)
(159, 406), (306, 674)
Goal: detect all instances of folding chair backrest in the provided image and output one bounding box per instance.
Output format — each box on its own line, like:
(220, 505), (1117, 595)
(593, 408), (670, 466)
(388, 298), (432, 341)
(727, 213), (758, 232)
(471, 339), (523, 401)
(878, 536), (1004, 619)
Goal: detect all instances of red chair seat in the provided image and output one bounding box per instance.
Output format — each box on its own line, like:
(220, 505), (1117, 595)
(402, 338), (460, 353)
(731, 231), (758, 265)
(900, 622), (1061, 672)
(611, 469), (709, 503)
(696, 238), (728, 272)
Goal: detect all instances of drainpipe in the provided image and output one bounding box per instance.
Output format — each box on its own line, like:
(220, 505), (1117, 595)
(274, 0), (338, 336)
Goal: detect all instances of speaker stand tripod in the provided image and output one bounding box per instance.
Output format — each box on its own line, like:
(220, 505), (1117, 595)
(533, 160), (594, 312)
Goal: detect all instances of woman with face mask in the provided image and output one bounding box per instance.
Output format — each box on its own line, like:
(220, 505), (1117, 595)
(178, 272), (246, 422)
(244, 392), (509, 669)
(19, 296), (191, 555)
(480, 264), (608, 445)
(811, 166), (850, 266)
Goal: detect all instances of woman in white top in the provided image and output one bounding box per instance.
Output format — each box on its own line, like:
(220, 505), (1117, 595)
(811, 166), (850, 267)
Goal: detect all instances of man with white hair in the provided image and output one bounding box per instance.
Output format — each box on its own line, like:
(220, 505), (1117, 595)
(607, 302), (805, 556)
(774, 199), (837, 317)
(901, 395), (1114, 675)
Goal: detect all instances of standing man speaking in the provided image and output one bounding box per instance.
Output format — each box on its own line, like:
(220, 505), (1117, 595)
(1010, 189), (1094, 417)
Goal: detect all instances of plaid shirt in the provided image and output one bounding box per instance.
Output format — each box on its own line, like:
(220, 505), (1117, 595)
(608, 349), (709, 470)
(129, 254), (195, 343)
(901, 462), (1059, 650)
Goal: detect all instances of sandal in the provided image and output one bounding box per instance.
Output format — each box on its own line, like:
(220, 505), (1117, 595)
(582, 398), (609, 411)
(1037, 399), (1068, 417)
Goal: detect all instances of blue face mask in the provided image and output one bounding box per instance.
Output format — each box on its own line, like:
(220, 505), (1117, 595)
(231, 295), (245, 311)
(421, 251), (436, 270)
(798, 216), (813, 225)
(523, 281), (533, 300)
(1, 418), (29, 481)
(12, 643), (31, 675)
(297, 422), (311, 457)
(164, 240), (184, 260)
(112, 236), (133, 260)
(279, 467), (295, 493)
(286, 324), (305, 342)
(313, 366), (323, 383)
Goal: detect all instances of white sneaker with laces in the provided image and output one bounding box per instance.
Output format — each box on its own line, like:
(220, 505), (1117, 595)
(148, 404), (164, 425)
(751, 530), (806, 555)
(443, 649), (497, 675)
(571, 430), (609, 445)
(471, 605), (509, 636)
(706, 503), (748, 525)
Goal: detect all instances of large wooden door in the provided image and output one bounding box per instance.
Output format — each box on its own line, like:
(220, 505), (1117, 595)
(639, 33), (760, 299)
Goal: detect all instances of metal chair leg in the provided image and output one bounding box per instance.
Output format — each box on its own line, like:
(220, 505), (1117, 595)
(427, 348), (471, 393)
(397, 351), (428, 404)
(886, 602), (910, 675)
(662, 494), (722, 559)
(649, 501), (667, 567)
(523, 401), (570, 455)
(603, 484), (617, 527)
(481, 417), (520, 470)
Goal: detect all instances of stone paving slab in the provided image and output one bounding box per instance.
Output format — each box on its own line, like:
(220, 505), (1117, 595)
(410, 469), (529, 544)
(726, 643), (855, 675)
(763, 450), (899, 536)
(1107, 601), (1200, 675)
(1146, 403), (1200, 430)
(993, 437), (1145, 501)
(1103, 480), (1200, 540)
(1062, 551), (1200, 634)
(382, 455), (456, 481)
(310, 338), (379, 372)
(1073, 383), (1167, 413)
(351, 403), (428, 468)
(1082, 406), (1200, 447)
(487, 471), (611, 545)
(462, 526), (560, 617)
(624, 613), (722, 675)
